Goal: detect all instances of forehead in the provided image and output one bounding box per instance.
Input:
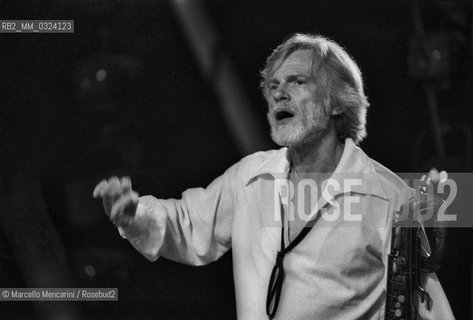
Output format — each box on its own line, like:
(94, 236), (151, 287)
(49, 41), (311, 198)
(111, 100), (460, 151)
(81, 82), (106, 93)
(270, 49), (314, 79)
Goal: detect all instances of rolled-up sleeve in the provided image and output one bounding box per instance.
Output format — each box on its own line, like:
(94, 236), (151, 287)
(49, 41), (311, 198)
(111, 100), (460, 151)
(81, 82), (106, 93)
(118, 162), (240, 266)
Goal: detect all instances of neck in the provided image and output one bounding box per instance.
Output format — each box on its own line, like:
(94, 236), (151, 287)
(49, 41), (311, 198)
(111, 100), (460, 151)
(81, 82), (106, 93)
(288, 129), (344, 179)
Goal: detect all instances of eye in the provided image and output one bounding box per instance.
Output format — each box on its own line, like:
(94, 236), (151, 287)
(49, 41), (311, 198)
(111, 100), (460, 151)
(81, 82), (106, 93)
(295, 79), (306, 85)
(268, 82), (278, 90)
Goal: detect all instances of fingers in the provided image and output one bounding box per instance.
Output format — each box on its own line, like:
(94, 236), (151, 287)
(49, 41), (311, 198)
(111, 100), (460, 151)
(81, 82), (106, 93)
(427, 168), (448, 184)
(93, 176), (136, 218)
(110, 191), (139, 228)
(93, 176), (118, 198)
(102, 177), (120, 216)
(438, 171), (448, 183)
(428, 168), (440, 182)
(120, 176), (132, 193)
(93, 176), (132, 198)
(93, 180), (108, 198)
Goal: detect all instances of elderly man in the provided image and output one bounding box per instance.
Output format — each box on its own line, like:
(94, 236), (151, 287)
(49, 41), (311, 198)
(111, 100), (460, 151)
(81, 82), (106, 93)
(94, 34), (453, 319)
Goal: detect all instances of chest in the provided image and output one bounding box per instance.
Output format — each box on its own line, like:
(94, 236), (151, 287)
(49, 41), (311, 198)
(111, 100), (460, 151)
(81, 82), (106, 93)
(232, 179), (390, 272)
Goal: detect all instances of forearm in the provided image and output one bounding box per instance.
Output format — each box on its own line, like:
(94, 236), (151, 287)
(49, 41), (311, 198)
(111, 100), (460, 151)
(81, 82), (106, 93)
(116, 162), (238, 265)
(118, 193), (232, 265)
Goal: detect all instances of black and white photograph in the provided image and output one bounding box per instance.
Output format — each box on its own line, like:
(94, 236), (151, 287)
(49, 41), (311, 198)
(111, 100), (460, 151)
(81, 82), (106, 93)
(0, 1), (472, 319)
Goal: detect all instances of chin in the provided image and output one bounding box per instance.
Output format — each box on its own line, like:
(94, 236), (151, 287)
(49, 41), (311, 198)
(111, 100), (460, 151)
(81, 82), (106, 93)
(270, 128), (305, 147)
(271, 126), (325, 148)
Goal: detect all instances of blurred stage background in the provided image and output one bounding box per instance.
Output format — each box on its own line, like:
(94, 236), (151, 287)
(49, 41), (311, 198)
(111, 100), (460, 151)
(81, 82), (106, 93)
(0, 0), (472, 319)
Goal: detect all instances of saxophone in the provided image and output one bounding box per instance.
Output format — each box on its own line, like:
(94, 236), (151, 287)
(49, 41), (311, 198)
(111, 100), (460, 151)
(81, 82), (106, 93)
(385, 174), (447, 320)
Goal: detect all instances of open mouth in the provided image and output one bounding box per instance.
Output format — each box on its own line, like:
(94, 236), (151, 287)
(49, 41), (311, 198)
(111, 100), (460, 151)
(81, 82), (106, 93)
(275, 110), (295, 121)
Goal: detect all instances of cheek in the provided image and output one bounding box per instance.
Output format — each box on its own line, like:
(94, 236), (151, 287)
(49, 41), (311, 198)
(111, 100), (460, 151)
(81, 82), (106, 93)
(300, 99), (318, 117)
(266, 112), (272, 124)
(297, 90), (316, 106)
(266, 100), (277, 113)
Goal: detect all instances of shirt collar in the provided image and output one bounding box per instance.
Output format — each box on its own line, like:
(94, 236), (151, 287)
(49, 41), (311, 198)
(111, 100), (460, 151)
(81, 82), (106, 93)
(245, 138), (389, 201)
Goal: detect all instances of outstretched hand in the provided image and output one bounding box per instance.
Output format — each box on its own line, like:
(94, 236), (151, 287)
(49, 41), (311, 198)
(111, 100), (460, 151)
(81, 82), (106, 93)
(93, 176), (139, 228)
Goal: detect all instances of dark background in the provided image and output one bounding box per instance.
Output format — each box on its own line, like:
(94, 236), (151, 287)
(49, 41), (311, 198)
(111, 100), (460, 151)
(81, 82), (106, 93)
(0, 0), (472, 319)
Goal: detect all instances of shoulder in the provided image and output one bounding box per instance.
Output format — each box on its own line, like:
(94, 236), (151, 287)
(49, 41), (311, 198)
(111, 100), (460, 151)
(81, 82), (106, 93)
(239, 148), (285, 167)
(342, 139), (412, 197)
(372, 158), (412, 193)
(224, 148), (287, 185)
(359, 148), (415, 202)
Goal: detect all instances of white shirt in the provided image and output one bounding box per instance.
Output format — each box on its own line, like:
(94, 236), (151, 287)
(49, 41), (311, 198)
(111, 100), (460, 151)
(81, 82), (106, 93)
(119, 138), (453, 320)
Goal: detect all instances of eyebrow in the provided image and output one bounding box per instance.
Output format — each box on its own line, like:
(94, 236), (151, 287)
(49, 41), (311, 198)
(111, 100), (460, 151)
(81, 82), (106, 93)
(286, 74), (310, 81)
(267, 73), (311, 85)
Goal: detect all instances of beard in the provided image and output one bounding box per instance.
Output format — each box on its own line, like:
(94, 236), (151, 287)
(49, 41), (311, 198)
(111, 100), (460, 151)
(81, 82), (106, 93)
(268, 105), (330, 147)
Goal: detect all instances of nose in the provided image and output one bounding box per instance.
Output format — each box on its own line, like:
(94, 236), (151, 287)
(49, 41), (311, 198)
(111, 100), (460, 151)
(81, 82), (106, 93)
(272, 84), (289, 103)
